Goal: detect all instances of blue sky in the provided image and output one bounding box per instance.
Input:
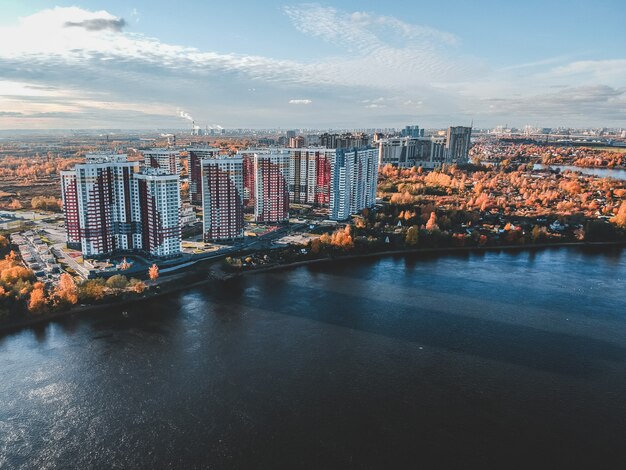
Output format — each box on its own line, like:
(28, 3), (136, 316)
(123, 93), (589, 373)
(0, 0), (624, 129)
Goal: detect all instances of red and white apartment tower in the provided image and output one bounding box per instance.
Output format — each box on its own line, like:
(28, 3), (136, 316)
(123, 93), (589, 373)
(254, 150), (289, 223)
(201, 156), (244, 241)
(61, 154), (181, 258)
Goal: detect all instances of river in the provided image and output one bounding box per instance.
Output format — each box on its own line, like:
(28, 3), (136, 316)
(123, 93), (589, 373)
(2, 247), (626, 468)
(534, 163), (626, 180)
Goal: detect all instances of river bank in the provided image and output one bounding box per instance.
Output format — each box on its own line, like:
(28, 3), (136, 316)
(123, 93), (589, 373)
(2, 239), (625, 335)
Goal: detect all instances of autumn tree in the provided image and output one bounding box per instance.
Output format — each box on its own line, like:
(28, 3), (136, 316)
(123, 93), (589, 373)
(54, 273), (78, 307)
(28, 282), (47, 313)
(0, 265), (33, 283)
(107, 274), (129, 290)
(611, 201), (626, 228)
(0, 235), (8, 256)
(78, 279), (105, 301)
(8, 199), (22, 210)
(310, 238), (321, 254)
(148, 264), (159, 281)
(425, 212), (439, 231)
(31, 196), (62, 212)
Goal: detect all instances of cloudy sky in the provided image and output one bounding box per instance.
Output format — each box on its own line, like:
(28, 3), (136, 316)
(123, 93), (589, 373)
(0, 0), (624, 130)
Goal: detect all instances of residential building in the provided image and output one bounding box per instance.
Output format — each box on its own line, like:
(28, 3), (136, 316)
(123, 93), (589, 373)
(60, 154), (181, 258)
(61, 154), (140, 256)
(445, 126), (472, 163)
(188, 147), (221, 205)
(378, 137), (442, 168)
(143, 149), (181, 176)
(254, 150), (289, 223)
(330, 147), (378, 220)
(401, 125), (420, 138)
(305, 134), (321, 146)
(288, 136), (305, 148)
(321, 132), (369, 149)
(59, 170), (81, 250)
(134, 169), (181, 258)
(287, 148), (332, 205)
(242, 151), (255, 207)
(201, 156), (244, 241)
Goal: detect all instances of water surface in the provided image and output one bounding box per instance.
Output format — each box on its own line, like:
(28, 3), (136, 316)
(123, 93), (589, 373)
(534, 163), (626, 180)
(1, 247), (626, 468)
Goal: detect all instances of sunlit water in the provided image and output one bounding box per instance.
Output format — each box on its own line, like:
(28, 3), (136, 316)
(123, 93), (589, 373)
(534, 163), (626, 180)
(2, 247), (626, 468)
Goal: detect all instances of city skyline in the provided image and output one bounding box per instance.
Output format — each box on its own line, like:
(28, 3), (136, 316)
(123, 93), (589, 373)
(0, 1), (625, 129)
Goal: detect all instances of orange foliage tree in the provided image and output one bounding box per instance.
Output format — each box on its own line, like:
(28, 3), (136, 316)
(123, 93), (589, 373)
(54, 273), (78, 307)
(148, 264), (159, 281)
(28, 282), (47, 313)
(425, 212), (439, 231)
(611, 201), (626, 228)
(319, 225), (354, 249)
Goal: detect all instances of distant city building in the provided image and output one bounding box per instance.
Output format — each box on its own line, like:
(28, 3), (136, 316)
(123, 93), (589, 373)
(305, 134), (321, 147)
(378, 137), (419, 166)
(320, 133), (369, 149)
(143, 149), (180, 176)
(287, 148), (332, 205)
(401, 125), (421, 138)
(288, 136), (306, 148)
(257, 137), (276, 146)
(188, 147), (221, 205)
(61, 154), (181, 258)
(378, 137), (444, 168)
(330, 147), (378, 220)
(430, 136), (447, 164)
(254, 150), (290, 223)
(445, 126), (472, 163)
(201, 156), (244, 241)
(286, 130), (297, 139)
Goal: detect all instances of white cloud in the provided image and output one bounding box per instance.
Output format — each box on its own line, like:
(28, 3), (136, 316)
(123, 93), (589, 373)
(0, 5), (623, 128)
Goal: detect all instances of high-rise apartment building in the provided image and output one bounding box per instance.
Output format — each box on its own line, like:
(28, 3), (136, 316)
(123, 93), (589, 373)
(201, 156), (244, 241)
(143, 149), (181, 176)
(134, 169), (181, 258)
(287, 148), (332, 205)
(330, 147), (378, 220)
(445, 126), (472, 163)
(61, 154), (181, 258)
(241, 151), (256, 208)
(254, 150), (289, 223)
(61, 154), (139, 256)
(189, 147), (220, 205)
